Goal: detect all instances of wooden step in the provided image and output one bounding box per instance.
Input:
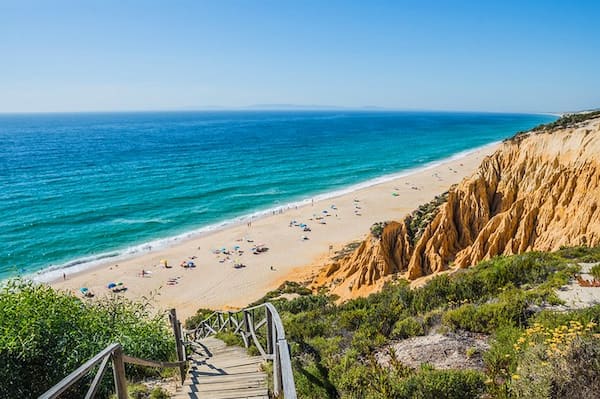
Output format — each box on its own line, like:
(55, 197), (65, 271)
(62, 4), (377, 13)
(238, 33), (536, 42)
(174, 337), (269, 399)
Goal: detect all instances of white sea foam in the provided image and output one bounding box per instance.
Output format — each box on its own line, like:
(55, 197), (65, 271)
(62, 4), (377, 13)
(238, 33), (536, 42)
(30, 141), (499, 284)
(111, 217), (173, 225)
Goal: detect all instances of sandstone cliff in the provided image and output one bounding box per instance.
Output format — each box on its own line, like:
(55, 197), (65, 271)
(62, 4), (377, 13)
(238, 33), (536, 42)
(314, 114), (600, 298)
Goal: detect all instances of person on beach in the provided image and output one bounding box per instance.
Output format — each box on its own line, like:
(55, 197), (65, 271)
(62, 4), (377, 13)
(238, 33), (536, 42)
(63, 272), (66, 281)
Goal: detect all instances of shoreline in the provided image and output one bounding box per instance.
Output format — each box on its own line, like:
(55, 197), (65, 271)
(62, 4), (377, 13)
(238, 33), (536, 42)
(30, 141), (500, 284)
(48, 142), (499, 320)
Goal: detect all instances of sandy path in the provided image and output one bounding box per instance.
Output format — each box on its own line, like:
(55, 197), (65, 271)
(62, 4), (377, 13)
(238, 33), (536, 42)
(50, 144), (497, 320)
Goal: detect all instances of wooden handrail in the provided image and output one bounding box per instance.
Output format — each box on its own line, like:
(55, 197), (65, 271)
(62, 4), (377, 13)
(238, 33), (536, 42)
(39, 345), (188, 399)
(39, 343), (121, 399)
(39, 309), (188, 399)
(185, 302), (297, 398)
(38, 344), (189, 399)
(40, 305), (296, 398)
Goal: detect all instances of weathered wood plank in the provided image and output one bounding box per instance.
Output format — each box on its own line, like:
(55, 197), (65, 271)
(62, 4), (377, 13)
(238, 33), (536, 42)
(176, 336), (268, 399)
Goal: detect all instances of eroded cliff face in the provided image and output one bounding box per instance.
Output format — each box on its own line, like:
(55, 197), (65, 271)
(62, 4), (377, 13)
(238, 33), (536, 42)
(314, 117), (600, 297)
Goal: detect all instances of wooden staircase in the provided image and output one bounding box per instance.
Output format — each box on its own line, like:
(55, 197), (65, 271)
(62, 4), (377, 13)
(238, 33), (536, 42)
(39, 305), (296, 399)
(174, 336), (268, 399)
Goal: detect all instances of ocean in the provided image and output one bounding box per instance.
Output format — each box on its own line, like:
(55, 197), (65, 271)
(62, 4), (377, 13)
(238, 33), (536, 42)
(0, 111), (556, 281)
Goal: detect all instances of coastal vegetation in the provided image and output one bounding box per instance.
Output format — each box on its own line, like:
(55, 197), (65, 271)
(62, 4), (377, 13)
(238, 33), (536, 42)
(532, 110), (600, 132)
(591, 263), (600, 281)
(405, 191), (449, 244)
(510, 110), (600, 142)
(332, 241), (363, 262)
(0, 281), (176, 398)
(198, 246), (600, 398)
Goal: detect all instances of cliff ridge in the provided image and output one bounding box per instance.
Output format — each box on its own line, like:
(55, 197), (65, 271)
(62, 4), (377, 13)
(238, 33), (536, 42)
(314, 114), (600, 297)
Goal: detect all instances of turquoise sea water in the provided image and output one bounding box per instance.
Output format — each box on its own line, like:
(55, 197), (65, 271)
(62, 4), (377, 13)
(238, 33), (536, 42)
(0, 111), (555, 280)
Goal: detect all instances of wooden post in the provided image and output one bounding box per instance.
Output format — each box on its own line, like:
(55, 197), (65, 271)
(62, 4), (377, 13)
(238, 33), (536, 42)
(169, 309), (186, 383)
(243, 310), (251, 347)
(266, 310), (273, 355)
(273, 339), (282, 396)
(178, 320), (186, 361)
(111, 345), (128, 399)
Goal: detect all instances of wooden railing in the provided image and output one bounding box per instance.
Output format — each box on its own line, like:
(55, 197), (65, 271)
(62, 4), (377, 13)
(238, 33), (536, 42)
(185, 302), (297, 399)
(38, 309), (187, 399)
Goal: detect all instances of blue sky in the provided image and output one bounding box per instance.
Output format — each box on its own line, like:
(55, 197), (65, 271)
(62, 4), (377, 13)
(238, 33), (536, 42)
(1, 0), (599, 113)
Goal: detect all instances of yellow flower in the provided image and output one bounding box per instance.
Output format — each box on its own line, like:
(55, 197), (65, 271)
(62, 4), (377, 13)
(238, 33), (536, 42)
(512, 374), (520, 380)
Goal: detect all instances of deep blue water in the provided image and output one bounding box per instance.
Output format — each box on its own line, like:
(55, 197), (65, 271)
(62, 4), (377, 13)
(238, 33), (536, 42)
(0, 111), (555, 280)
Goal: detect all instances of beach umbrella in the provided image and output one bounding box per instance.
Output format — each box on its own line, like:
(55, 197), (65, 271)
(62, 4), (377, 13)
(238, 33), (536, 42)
(187, 261), (195, 267)
(161, 259), (168, 266)
(107, 282), (116, 289)
(80, 287), (88, 293)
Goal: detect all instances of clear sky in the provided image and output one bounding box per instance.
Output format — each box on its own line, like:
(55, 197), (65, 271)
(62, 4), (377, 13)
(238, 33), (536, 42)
(1, 0), (599, 113)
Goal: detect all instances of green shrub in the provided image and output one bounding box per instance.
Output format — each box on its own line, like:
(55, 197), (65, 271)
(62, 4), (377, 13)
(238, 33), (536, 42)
(443, 290), (529, 333)
(0, 280), (175, 399)
(339, 307), (370, 331)
(556, 245), (600, 262)
(294, 359), (339, 399)
(183, 308), (214, 329)
(483, 326), (522, 396)
(128, 384), (150, 399)
(392, 317), (425, 339)
(149, 387), (171, 399)
(532, 305), (600, 332)
(284, 311), (331, 342)
(370, 222), (386, 239)
(510, 337), (600, 399)
(118, 384), (171, 399)
(393, 369), (487, 399)
(248, 280), (312, 307)
(215, 331), (245, 347)
(350, 326), (386, 356)
(591, 264), (600, 280)
(275, 294), (332, 314)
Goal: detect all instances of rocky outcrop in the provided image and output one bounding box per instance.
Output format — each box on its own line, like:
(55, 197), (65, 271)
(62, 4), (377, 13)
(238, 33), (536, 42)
(314, 115), (600, 297)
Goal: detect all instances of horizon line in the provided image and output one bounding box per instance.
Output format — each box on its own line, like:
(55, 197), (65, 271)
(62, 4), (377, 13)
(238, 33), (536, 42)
(0, 105), (569, 116)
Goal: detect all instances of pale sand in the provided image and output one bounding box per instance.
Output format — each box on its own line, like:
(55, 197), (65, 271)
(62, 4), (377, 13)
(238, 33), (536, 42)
(50, 145), (498, 320)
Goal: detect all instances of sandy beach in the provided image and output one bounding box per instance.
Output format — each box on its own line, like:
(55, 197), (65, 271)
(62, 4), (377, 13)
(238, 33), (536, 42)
(50, 144), (498, 319)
